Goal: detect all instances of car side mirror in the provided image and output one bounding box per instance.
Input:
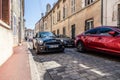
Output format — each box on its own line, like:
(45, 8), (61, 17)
(108, 31), (116, 36)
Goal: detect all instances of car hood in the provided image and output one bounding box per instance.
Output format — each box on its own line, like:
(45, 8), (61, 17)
(38, 37), (59, 42)
(56, 38), (73, 41)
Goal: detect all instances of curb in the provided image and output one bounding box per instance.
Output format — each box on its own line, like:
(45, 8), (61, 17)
(27, 43), (40, 80)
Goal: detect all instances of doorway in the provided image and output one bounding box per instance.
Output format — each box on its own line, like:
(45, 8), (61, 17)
(71, 24), (75, 39)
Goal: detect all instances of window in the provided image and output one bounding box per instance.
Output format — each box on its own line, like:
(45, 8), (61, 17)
(63, 6), (67, 19)
(57, 11), (61, 21)
(71, 0), (75, 13)
(0, 0), (10, 24)
(57, 4), (59, 9)
(85, 19), (94, 31)
(45, 22), (47, 29)
(63, 0), (66, 3)
(85, 0), (94, 6)
(53, 16), (55, 24)
(57, 29), (59, 35)
(63, 27), (66, 35)
(63, 6), (65, 19)
(98, 28), (113, 36)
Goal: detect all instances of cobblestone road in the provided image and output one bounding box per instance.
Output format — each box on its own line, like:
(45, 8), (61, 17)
(28, 42), (120, 80)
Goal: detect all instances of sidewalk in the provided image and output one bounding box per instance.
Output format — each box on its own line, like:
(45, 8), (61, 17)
(0, 43), (31, 80)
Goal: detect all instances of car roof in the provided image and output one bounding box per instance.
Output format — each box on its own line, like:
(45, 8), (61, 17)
(90, 26), (120, 33)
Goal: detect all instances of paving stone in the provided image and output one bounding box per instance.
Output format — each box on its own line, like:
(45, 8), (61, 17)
(87, 76), (97, 80)
(80, 73), (89, 77)
(30, 43), (120, 80)
(70, 74), (81, 80)
(77, 77), (88, 80)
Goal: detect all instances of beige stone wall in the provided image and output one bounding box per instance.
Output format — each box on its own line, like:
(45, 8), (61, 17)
(0, 21), (13, 66)
(35, 21), (40, 34)
(44, 13), (52, 32)
(52, 0), (101, 37)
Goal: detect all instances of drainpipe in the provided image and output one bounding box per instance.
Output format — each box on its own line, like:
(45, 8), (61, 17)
(101, 0), (103, 26)
(19, 0), (22, 44)
(105, 0), (107, 26)
(51, 14), (52, 32)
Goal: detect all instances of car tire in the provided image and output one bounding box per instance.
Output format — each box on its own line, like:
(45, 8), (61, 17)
(61, 49), (65, 53)
(77, 41), (85, 52)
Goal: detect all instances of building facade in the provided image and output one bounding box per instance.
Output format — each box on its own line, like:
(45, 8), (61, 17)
(102, 0), (120, 27)
(35, 0), (120, 39)
(0, 0), (24, 66)
(25, 29), (34, 41)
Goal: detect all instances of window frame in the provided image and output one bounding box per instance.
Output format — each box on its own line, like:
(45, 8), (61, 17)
(71, 0), (75, 13)
(85, 0), (94, 6)
(85, 18), (94, 31)
(2, 0), (10, 25)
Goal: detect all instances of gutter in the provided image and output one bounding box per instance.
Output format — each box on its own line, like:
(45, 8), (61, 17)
(101, 0), (103, 26)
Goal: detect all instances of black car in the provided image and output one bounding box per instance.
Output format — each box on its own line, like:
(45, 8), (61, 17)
(56, 34), (75, 47)
(33, 32), (64, 54)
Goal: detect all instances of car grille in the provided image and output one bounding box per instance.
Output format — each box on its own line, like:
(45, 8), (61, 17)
(66, 40), (74, 44)
(45, 42), (60, 45)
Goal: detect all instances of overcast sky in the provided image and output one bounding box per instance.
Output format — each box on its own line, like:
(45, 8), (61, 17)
(24, 0), (58, 29)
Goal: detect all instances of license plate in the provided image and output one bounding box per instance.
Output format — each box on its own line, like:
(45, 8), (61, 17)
(49, 45), (58, 48)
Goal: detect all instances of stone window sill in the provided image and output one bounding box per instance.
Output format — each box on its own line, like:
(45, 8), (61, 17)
(0, 20), (11, 29)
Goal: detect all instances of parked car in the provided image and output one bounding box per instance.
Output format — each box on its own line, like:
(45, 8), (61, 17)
(75, 26), (120, 55)
(33, 32), (64, 54)
(56, 34), (75, 47)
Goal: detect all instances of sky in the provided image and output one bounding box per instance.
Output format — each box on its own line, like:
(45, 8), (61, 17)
(24, 0), (58, 29)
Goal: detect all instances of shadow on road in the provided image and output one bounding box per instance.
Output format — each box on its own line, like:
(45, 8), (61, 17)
(28, 47), (120, 80)
(82, 51), (120, 62)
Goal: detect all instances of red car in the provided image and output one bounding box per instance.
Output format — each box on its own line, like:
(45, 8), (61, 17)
(75, 26), (120, 55)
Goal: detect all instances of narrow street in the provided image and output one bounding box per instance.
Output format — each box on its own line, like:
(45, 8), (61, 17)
(28, 42), (120, 80)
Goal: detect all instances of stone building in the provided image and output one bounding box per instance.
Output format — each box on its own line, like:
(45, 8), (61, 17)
(11, 0), (25, 46)
(36, 0), (120, 39)
(25, 29), (34, 41)
(0, 0), (24, 66)
(102, 0), (120, 27)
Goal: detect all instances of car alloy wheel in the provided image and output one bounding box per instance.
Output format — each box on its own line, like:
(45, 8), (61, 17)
(77, 42), (85, 52)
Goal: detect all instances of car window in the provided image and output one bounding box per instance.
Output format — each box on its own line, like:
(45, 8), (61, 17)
(85, 28), (99, 35)
(39, 32), (55, 38)
(98, 27), (112, 36)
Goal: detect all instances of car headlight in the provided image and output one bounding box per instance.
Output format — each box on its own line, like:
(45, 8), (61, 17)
(60, 39), (64, 42)
(38, 40), (43, 45)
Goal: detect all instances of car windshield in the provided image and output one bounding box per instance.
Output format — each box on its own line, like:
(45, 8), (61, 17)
(39, 32), (55, 38)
